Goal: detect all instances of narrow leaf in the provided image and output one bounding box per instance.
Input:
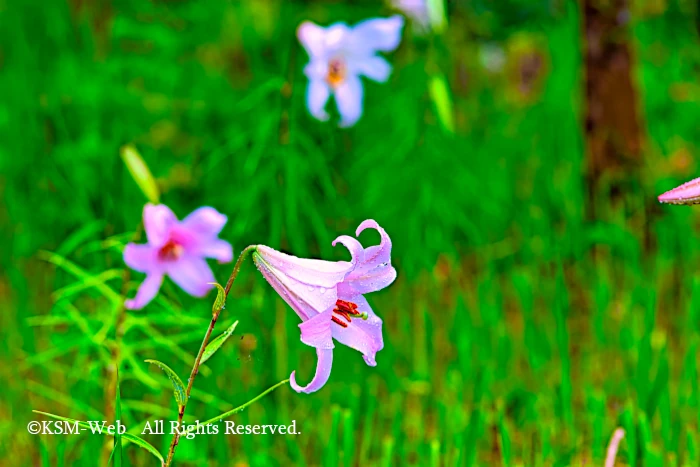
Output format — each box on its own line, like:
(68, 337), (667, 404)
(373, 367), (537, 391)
(144, 359), (187, 408)
(201, 320), (239, 365)
(120, 144), (160, 204)
(428, 75), (454, 133)
(210, 282), (227, 314)
(32, 410), (92, 430)
(122, 434), (165, 465)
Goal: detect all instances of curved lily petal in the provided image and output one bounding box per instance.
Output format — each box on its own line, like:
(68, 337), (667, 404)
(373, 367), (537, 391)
(350, 15), (404, 53)
(143, 204), (177, 248)
(330, 291), (383, 366)
(196, 239), (233, 263)
(345, 220), (397, 294)
(658, 176), (700, 205)
(307, 79), (331, 121)
(335, 74), (364, 128)
(291, 311), (335, 393)
(166, 256), (215, 297)
(181, 207), (228, 238)
(125, 273), (164, 310)
(290, 347), (334, 394)
(332, 235), (364, 266)
(123, 244), (157, 273)
(354, 55), (392, 83)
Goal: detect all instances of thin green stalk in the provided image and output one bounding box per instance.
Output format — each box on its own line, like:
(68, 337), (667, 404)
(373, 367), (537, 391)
(102, 223), (143, 464)
(185, 378), (290, 434)
(164, 245), (255, 467)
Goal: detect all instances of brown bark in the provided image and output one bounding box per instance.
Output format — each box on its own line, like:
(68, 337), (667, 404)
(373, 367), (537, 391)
(583, 0), (643, 185)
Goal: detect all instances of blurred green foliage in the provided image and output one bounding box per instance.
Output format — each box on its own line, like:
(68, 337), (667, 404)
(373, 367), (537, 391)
(4, 0), (700, 465)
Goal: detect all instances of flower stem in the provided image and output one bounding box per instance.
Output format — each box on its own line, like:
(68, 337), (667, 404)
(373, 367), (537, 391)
(184, 378), (289, 434)
(164, 245), (255, 467)
(102, 223), (143, 464)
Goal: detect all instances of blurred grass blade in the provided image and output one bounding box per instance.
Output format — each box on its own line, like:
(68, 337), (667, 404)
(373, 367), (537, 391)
(39, 251), (122, 305)
(324, 405), (341, 466)
(120, 144), (159, 204)
(201, 320), (238, 365)
(114, 369), (123, 467)
(32, 411), (164, 464)
(144, 359), (187, 409)
(342, 410), (354, 467)
(428, 75), (454, 133)
(430, 439), (441, 467)
(427, 0), (447, 33)
(380, 437), (395, 467)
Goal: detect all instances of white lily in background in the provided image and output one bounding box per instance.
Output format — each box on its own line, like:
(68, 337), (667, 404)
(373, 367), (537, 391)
(297, 15), (404, 127)
(393, 0), (430, 32)
(392, 0), (447, 35)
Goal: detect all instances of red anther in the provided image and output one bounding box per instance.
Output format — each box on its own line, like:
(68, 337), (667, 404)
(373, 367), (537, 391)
(335, 299), (360, 315)
(331, 316), (349, 328)
(158, 240), (183, 261)
(331, 299), (360, 327)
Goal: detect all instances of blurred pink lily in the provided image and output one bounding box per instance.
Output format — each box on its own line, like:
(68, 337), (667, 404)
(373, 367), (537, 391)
(297, 15), (404, 127)
(253, 220), (397, 393)
(658, 176), (700, 205)
(123, 204), (233, 310)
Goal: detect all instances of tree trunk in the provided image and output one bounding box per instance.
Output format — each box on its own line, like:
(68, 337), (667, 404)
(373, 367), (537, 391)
(583, 0), (643, 188)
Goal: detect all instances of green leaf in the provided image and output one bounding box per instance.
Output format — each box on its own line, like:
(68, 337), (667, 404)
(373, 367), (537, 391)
(120, 144), (159, 204)
(122, 433), (165, 465)
(144, 359), (187, 408)
(32, 411), (164, 465)
(210, 282), (227, 314)
(201, 320), (239, 365)
(428, 75), (454, 133)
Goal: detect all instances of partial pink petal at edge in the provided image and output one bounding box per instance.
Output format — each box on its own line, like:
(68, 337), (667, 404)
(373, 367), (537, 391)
(181, 206), (228, 237)
(166, 256), (215, 298)
(123, 243), (158, 273)
(125, 273), (164, 310)
(143, 203), (177, 248)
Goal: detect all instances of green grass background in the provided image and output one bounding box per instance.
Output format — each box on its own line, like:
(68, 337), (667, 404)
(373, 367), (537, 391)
(3, 0), (700, 465)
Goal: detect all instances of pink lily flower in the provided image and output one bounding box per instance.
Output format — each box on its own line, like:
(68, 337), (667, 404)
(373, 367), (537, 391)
(297, 15), (404, 127)
(123, 203), (233, 310)
(253, 220), (397, 393)
(658, 176), (700, 205)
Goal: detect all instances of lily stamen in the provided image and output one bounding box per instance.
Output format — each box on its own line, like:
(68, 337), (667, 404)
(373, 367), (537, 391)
(326, 59), (346, 88)
(158, 240), (184, 261)
(331, 316), (349, 328)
